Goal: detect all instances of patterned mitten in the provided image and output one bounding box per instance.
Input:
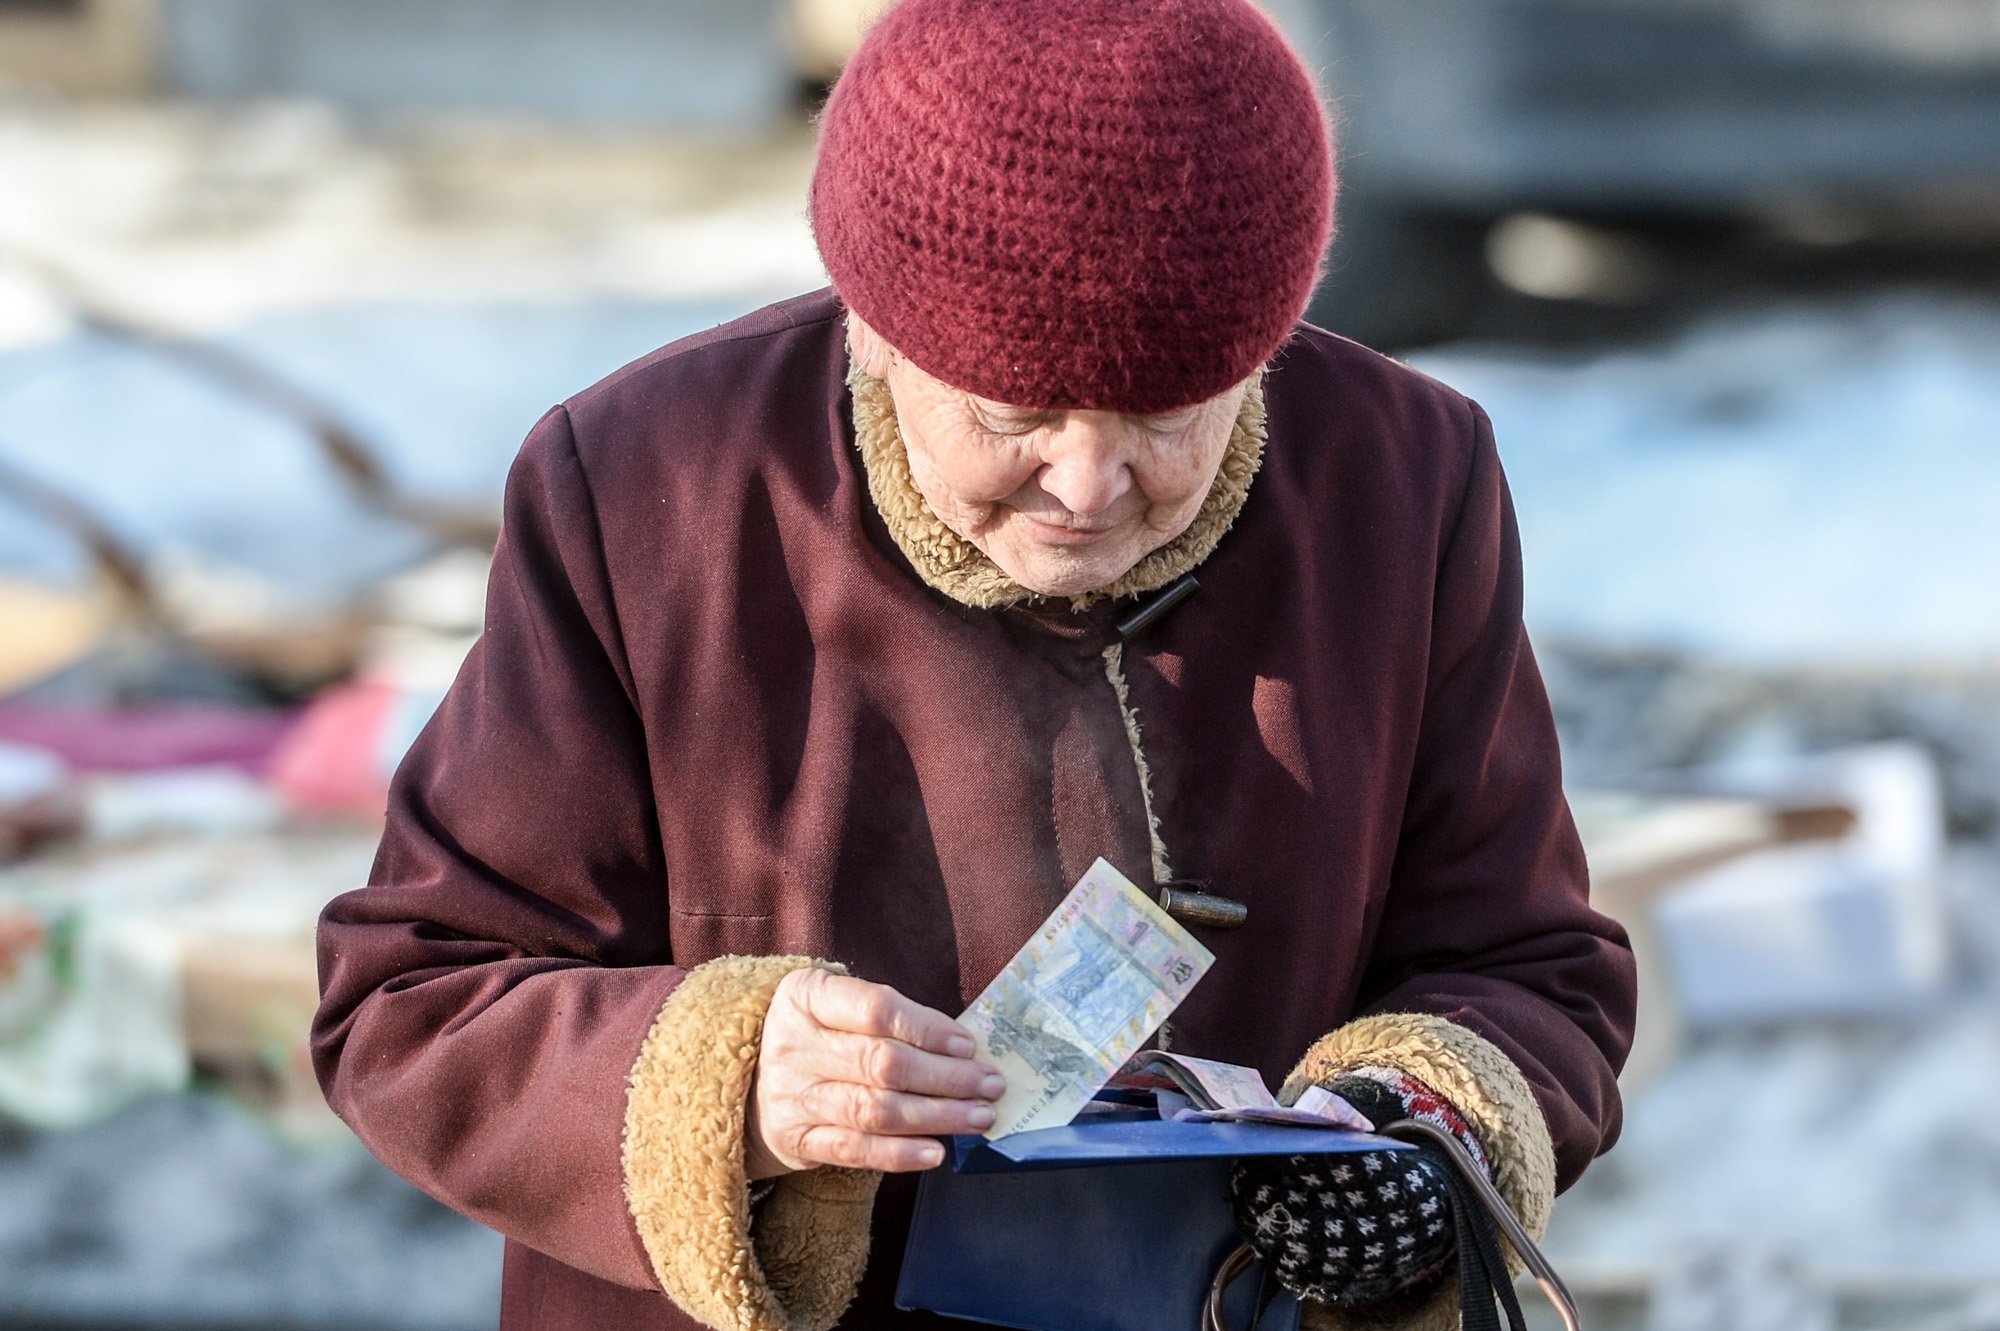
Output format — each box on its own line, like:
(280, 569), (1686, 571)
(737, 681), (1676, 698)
(1227, 1068), (1492, 1307)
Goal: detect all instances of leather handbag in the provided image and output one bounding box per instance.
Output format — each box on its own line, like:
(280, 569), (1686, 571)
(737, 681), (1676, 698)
(895, 1108), (1409, 1331)
(895, 1107), (1583, 1331)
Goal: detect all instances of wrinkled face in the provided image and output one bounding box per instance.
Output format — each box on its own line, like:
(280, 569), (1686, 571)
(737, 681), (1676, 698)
(849, 316), (1250, 598)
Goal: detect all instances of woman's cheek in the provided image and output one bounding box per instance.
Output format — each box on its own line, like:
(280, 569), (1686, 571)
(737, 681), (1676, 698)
(1140, 449), (1217, 512)
(906, 448), (1007, 538)
(928, 442), (1036, 507)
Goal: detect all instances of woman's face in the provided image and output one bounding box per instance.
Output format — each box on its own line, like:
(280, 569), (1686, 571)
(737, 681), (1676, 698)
(850, 317), (1250, 598)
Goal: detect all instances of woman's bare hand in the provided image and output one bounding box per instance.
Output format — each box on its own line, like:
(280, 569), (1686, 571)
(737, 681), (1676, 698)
(746, 968), (1007, 1179)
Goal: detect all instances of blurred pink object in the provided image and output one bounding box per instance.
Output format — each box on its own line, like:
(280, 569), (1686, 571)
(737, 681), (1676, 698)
(267, 678), (445, 816)
(0, 705), (296, 775)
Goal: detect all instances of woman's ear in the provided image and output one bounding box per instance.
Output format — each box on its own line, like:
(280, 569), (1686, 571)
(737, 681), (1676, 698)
(845, 312), (898, 380)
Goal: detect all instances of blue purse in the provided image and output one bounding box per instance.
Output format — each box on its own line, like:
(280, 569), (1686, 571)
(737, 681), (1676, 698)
(895, 1106), (1413, 1331)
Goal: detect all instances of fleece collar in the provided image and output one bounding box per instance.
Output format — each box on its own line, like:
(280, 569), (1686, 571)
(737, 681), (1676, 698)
(847, 358), (1268, 610)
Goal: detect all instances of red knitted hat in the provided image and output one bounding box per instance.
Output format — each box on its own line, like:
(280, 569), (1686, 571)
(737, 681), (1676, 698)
(811, 0), (1335, 414)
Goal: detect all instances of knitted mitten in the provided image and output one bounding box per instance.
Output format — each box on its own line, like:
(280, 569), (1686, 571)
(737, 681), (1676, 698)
(1228, 1068), (1492, 1307)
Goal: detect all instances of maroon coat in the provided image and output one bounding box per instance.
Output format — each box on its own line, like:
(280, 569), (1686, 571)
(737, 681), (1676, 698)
(313, 288), (1635, 1330)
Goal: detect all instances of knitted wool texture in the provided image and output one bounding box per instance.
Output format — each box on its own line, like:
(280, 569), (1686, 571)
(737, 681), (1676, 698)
(811, 0), (1335, 414)
(1231, 1070), (1491, 1307)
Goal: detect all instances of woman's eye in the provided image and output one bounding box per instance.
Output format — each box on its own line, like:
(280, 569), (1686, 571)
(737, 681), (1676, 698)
(977, 409), (1051, 435)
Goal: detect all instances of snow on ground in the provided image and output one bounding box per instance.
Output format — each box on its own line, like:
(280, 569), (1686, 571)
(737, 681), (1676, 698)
(0, 1092), (501, 1330)
(1545, 840), (2000, 1290)
(0, 99), (823, 606)
(1411, 295), (2000, 669)
(0, 298), (762, 604)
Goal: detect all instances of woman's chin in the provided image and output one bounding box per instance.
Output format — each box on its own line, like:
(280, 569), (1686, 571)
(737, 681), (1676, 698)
(987, 546), (1139, 598)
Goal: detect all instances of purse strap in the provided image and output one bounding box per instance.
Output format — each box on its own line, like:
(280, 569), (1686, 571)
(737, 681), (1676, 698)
(1205, 1122), (1581, 1331)
(1377, 1119), (1580, 1331)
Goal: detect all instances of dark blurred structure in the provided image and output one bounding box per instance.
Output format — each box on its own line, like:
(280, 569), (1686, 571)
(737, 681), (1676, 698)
(14, 0), (2000, 348)
(0, 0), (796, 127)
(1295, 0), (2000, 345)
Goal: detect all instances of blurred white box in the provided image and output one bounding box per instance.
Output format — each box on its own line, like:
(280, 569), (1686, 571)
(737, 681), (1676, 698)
(1655, 742), (1950, 1026)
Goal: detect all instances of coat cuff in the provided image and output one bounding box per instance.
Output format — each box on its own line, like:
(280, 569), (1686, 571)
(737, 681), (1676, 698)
(1283, 1012), (1557, 1331)
(622, 954), (882, 1331)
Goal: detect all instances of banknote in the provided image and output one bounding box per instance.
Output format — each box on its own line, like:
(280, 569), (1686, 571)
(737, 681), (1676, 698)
(960, 858), (1214, 1138)
(1124, 1051), (1280, 1111)
(1169, 1083), (1376, 1131)
(1119, 1051), (1376, 1130)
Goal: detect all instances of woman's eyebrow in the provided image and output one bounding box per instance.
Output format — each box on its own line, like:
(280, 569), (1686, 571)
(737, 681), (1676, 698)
(972, 399), (1058, 428)
(1137, 407), (1201, 430)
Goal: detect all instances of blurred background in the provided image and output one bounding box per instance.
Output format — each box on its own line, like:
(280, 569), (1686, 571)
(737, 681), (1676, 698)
(1, 1), (1998, 1328)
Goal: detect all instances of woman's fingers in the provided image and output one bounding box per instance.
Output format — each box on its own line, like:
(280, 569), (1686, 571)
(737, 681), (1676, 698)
(790, 1124), (949, 1173)
(801, 1079), (999, 1137)
(791, 968), (976, 1056)
(808, 1026), (1006, 1101)
(755, 969), (1011, 1177)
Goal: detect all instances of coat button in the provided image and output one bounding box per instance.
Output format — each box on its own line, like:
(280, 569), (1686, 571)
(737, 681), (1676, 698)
(1157, 881), (1248, 929)
(1115, 573), (1199, 640)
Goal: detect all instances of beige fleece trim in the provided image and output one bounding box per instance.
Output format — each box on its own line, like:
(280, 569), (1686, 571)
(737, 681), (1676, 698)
(1284, 1012), (1557, 1331)
(1101, 642), (1171, 886)
(848, 358), (1268, 610)
(623, 955), (881, 1331)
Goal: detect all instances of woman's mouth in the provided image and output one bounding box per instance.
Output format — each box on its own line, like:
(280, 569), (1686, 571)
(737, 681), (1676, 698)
(1016, 513), (1121, 545)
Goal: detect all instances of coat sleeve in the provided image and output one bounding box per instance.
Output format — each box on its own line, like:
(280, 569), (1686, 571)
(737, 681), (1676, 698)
(310, 405), (878, 1331)
(1283, 398), (1637, 1330)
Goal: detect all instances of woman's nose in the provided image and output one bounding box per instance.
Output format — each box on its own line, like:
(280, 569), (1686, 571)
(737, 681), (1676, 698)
(1036, 416), (1132, 518)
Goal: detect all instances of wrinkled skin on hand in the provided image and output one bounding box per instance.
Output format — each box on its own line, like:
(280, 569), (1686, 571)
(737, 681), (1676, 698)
(746, 968), (1008, 1179)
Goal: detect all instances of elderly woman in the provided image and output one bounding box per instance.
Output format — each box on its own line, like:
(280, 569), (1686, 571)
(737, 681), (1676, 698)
(311, 0), (1635, 1328)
